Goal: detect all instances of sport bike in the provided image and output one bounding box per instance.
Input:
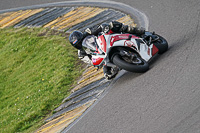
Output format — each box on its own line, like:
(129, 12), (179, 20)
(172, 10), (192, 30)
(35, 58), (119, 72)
(82, 30), (168, 76)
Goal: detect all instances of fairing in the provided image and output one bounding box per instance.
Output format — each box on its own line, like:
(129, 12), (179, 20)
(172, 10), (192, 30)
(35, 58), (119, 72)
(83, 33), (159, 66)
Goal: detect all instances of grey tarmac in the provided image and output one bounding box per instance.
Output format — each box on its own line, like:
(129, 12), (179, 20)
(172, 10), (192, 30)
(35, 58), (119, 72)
(1, 0), (200, 133)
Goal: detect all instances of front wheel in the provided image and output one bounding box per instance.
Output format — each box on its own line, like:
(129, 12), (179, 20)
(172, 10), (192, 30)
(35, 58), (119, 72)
(112, 53), (149, 73)
(153, 35), (168, 54)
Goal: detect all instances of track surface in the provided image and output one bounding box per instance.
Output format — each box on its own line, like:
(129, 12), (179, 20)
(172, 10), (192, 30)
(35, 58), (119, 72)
(1, 0), (200, 133)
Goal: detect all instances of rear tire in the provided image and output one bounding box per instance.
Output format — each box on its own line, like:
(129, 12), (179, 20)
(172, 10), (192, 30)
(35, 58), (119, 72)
(112, 54), (149, 73)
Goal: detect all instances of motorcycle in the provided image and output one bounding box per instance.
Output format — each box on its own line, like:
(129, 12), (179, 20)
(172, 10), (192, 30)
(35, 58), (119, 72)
(81, 29), (168, 78)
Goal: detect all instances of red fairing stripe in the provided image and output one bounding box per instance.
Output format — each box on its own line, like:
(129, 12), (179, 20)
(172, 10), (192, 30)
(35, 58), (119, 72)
(107, 30), (114, 34)
(147, 47), (151, 55)
(98, 35), (107, 52)
(152, 44), (159, 56)
(92, 57), (104, 65)
(110, 34), (139, 46)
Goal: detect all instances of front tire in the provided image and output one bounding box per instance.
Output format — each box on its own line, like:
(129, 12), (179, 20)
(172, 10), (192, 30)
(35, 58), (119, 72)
(153, 35), (168, 54)
(112, 54), (149, 73)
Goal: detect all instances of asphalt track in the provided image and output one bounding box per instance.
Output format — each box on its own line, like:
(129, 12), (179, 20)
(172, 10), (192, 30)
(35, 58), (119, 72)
(1, 0), (200, 133)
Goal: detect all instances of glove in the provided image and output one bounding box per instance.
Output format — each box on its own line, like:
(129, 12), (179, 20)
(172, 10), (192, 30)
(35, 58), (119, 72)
(84, 25), (102, 36)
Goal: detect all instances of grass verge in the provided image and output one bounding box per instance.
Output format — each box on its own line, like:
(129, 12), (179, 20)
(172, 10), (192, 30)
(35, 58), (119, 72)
(0, 27), (85, 132)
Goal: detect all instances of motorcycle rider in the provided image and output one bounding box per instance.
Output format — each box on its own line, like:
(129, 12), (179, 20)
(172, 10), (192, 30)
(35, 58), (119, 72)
(69, 21), (145, 79)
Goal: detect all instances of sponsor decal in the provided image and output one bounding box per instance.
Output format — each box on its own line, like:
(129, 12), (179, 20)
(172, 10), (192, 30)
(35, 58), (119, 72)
(124, 40), (136, 48)
(110, 34), (139, 46)
(73, 39), (78, 44)
(119, 35), (129, 39)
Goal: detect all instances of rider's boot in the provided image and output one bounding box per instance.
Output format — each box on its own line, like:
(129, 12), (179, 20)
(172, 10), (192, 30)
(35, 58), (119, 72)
(103, 66), (119, 80)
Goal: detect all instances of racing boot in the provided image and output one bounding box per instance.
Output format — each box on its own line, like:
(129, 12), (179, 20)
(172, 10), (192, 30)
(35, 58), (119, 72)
(103, 66), (119, 80)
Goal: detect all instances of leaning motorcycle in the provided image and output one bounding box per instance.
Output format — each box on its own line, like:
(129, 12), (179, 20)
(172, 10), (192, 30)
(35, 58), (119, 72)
(81, 29), (168, 78)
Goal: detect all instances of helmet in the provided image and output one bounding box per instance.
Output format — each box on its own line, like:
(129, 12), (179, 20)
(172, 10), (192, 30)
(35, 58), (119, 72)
(69, 31), (83, 49)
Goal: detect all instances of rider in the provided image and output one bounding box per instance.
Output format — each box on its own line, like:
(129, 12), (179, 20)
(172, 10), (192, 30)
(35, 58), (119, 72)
(69, 21), (145, 79)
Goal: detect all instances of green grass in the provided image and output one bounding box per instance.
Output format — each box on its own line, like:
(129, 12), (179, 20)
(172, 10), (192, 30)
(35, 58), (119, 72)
(0, 27), (85, 133)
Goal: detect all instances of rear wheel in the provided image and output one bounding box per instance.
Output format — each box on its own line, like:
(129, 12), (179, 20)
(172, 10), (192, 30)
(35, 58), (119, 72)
(112, 52), (149, 73)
